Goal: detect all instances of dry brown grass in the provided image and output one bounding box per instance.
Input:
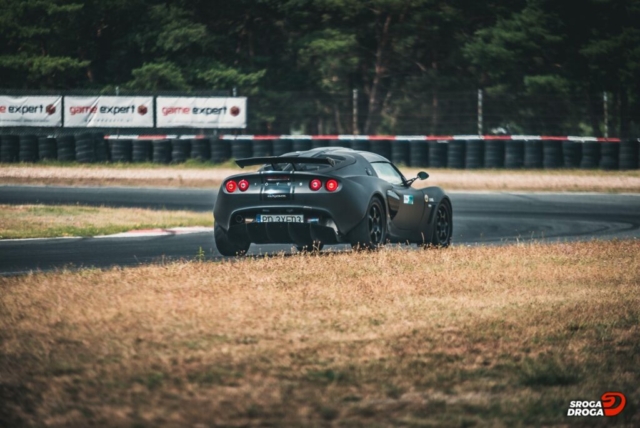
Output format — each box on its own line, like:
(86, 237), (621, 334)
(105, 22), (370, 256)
(1, 164), (639, 192)
(1, 241), (639, 426)
(0, 204), (212, 239)
(0, 241), (640, 427)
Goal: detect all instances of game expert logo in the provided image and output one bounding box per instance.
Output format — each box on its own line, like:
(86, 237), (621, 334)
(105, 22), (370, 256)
(567, 392), (626, 417)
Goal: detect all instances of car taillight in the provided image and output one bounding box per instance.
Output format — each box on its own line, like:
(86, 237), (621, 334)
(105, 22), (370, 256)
(325, 179), (338, 192)
(309, 179), (322, 191)
(225, 180), (237, 193)
(238, 179), (249, 192)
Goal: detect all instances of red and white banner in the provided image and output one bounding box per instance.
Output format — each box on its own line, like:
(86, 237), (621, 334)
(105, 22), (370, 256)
(156, 97), (247, 129)
(106, 133), (625, 142)
(0, 96), (62, 127)
(64, 96), (153, 128)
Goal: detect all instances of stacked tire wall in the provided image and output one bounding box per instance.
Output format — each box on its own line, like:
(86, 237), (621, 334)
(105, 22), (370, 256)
(132, 140), (152, 162)
(110, 140), (132, 163)
(0, 134), (638, 171)
(465, 140), (484, 169)
(484, 140), (505, 168)
(504, 140), (524, 169)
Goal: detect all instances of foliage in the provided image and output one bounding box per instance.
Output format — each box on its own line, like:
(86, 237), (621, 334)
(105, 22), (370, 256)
(0, 0), (638, 136)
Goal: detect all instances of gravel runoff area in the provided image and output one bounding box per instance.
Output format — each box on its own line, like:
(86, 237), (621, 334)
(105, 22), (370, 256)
(1, 165), (639, 192)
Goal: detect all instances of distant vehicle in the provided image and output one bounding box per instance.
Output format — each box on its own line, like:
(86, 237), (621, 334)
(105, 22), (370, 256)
(213, 147), (452, 256)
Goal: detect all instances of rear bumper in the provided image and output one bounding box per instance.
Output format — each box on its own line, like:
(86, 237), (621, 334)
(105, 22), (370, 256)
(228, 222), (341, 245)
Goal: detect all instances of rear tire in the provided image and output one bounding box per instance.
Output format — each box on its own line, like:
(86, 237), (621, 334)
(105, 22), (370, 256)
(349, 198), (386, 250)
(429, 201), (452, 248)
(214, 224), (250, 257)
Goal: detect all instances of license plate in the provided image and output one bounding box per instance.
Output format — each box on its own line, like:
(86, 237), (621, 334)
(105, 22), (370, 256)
(257, 214), (304, 223)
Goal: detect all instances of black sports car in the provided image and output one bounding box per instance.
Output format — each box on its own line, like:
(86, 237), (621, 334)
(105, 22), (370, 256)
(213, 147), (452, 256)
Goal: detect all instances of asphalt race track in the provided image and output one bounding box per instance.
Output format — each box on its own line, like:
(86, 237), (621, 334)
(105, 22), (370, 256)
(1, 185), (639, 275)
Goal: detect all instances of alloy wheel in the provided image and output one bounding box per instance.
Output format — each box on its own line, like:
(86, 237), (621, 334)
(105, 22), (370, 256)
(368, 204), (382, 244)
(436, 205), (450, 245)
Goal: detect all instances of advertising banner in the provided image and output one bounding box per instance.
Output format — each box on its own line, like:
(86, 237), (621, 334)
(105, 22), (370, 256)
(64, 96), (153, 128)
(156, 97), (247, 128)
(0, 96), (62, 127)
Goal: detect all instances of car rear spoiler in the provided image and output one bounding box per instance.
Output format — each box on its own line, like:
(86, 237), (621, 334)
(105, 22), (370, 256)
(236, 156), (335, 170)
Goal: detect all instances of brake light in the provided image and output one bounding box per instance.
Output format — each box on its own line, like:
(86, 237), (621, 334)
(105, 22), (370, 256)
(238, 179), (249, 192)
(325, 179), (338, 192)
(309, 179), (322, 191)
(225, 180), (237, 193)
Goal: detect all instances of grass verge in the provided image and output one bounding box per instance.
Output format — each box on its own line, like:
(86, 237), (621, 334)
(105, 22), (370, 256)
(1, 164), (639, 192)
(0, 204), (212, 239)
(1, 241), (638, 426)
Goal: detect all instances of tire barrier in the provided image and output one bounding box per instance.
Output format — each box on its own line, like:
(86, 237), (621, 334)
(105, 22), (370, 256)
(409, 141), (428, 167)
(152, 139), (172, 164)
(619, 140), (638, 170)
(446, 140), (465, 169)
(349, 139), (370, 152)
(0, 133), (636, 170)
(562, 141), (581, 169)
(210, 137), (230, 163)
(391, 141), (409, 165)
(504, 141), (524, 169)
(273, 139), (293, 156)
(190, 138), (210, 161)
(56, 135), (75, 161)
(524, 140), (543, 169)
(370, 139), (391, 160)
(311, 139), (330, 149)
(465, 140), (484, 169)
(75, 133), (96, 163)
(110, 139), (132, 163)
(132, 140), (152, 163)
(38, 137), (57, 161)
(292, 139), (312, 152)
(171, 139), (190, 163)
(252, 140), (273, 158)
(580, 142), (600, 169)
(427, 141), (447, 168)
(0, 135), (19, 163)
(92, 133), (109, 162)
(484, 140), (505, 168)
(542, 140), (563, 169)
(231, 140), (252, 159)
(19, 134), (38, 163)
(599, 142), (619, 170)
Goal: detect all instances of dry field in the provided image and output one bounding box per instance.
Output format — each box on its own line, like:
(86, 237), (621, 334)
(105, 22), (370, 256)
(1, 241), (639, 426)
(1, 164), (639, 192)
(0, 204), (212, 239)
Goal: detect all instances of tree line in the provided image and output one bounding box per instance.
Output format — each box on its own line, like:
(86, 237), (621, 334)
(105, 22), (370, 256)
(0, 0), (638, 136)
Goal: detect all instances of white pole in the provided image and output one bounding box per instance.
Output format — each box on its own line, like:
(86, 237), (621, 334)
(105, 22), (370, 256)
(353, 89), (359, 135)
